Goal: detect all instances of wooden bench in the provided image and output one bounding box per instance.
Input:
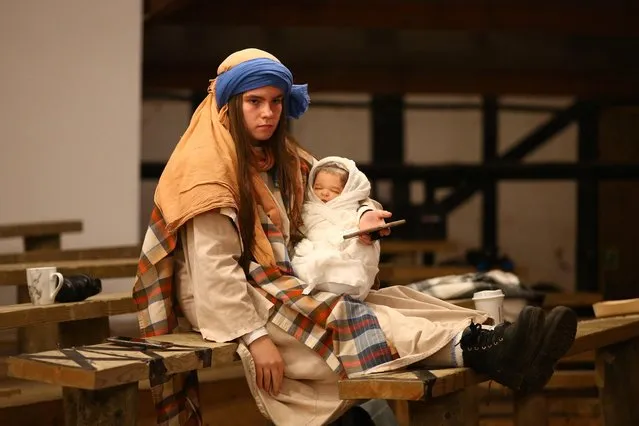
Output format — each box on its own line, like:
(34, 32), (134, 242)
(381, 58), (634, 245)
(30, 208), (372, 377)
(338, 315), (639, 426)
(0, 258), (138, 353)
(378, 264), (476, 284)
(0, 245), (140, 265)
(0, 258), (138, 287)
(0, 292), (137, 378)
(0, 292), (135, 335)
(0, 292), (257, 425)
(380, 240), (458, 266)
(380, 240), (457, 255)
(6, 334), (238, 425)
(0, 220), (82, 252)
(0, 364), (265, 426)
(447, 292), (603, 312)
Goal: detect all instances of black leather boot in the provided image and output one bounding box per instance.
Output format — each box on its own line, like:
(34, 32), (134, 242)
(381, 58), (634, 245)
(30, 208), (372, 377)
(520, 306), (578, 393)
(460, 305), (546, 391)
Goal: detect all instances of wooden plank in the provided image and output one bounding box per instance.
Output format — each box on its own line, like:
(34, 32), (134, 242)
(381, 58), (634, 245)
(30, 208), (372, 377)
(147, 65), (639, 97)
(479, 370), (596, 393)
(407, 387), (478, 426)
(145, 0), (194, 22)
(0, 221), (82, 239)
(0, 246), (141, 265)
(514, 393), (548, 426)
(566, 315), (639, 357)
(596, 336), (639, 425)
(64, 383), (138, 426)
(7, 334), (238, 390)
(0, 376), (268, 426)
(380, 240), (457, 255)
(378, 265), (475, 284)
(152, 0), (639, 37)
(558, 350), (594, 364)
(543, 292), (603, 309)
(0, 258), (138, 286)
(0, 293), (135, 330)
(339, 368), (486, 401)
(452, 293), (602, 313)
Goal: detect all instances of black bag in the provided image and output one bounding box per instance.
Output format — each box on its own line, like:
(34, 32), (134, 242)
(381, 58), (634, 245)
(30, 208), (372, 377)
(55, 274), (102, 303)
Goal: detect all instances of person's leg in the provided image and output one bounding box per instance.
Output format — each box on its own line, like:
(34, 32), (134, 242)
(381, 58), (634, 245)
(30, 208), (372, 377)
(237, 323), (350, 426)
(365, 287), (577, 393)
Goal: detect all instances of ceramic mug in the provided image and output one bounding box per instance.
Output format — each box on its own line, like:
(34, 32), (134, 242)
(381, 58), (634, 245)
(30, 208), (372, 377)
(25, 267), (64, 305)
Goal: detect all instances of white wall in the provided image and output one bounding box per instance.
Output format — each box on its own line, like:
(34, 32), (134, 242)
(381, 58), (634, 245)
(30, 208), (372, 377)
(0, 1), (142, 313)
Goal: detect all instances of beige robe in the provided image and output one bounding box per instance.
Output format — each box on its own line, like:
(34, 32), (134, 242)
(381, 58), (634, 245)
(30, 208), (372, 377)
(174, 172), (488, 426)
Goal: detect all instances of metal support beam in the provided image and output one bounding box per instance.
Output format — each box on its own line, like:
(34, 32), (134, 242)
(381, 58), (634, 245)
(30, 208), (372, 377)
(482, 95), (499, 256)
(371, 94), (415, 238)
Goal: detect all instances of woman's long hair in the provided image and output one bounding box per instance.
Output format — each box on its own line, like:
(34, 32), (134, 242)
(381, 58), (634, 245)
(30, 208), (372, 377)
(227, 93), (304, 269)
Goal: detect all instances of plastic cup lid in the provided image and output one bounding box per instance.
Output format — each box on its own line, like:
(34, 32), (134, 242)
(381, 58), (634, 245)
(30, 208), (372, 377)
(472, 289), (505, 300)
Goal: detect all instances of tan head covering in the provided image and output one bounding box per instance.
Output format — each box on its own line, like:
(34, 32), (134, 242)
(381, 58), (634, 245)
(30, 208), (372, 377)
(154, 48), (294, 268)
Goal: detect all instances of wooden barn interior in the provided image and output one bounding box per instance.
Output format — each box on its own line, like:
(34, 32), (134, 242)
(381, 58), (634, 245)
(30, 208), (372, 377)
(1, 1), (639, 425)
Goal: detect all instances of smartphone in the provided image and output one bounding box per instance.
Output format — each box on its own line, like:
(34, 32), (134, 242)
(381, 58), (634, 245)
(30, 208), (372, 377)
(106, 336), (174, 350)
(342, 219), (407, 240)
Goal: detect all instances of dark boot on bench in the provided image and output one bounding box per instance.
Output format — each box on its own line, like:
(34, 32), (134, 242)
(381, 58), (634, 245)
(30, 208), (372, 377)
(460, 305), (546, 391)
(520, 306), (578, 393)
(55, 274), (102, 303)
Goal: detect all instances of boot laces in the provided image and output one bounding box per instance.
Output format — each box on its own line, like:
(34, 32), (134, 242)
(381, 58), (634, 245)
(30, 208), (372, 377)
(464, 322), (507, 351)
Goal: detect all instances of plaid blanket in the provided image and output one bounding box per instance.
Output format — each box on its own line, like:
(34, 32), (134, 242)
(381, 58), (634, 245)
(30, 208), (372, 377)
(133, 200), (396, 425)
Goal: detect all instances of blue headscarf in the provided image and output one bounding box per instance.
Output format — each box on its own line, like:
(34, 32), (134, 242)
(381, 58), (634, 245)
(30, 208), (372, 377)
(215, 58), (310, 119)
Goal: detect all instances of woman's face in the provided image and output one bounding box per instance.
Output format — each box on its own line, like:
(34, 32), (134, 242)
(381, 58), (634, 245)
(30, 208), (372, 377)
(242, 86), (284, 141)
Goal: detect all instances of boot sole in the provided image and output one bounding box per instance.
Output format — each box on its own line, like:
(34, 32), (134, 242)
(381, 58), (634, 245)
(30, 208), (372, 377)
(520, 306), (578, 393)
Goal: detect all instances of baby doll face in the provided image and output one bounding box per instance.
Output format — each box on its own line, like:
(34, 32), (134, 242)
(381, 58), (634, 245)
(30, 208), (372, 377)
(313, 170), (345, 203)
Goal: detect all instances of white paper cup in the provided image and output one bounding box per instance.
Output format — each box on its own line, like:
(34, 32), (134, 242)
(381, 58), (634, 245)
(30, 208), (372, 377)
(472, 289), (505, 324)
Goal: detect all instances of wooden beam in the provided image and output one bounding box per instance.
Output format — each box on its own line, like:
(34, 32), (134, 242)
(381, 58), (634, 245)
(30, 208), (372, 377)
(144, 0), (194, 23)
(147, 0), (639, 38)
(0, 220), (82, 239)
(144, 65), (639, 96)
(0, 245), (141, 264)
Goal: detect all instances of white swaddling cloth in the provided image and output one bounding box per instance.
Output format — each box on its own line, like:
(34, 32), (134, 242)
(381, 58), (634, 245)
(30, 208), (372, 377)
(291, 156), (380, 300)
